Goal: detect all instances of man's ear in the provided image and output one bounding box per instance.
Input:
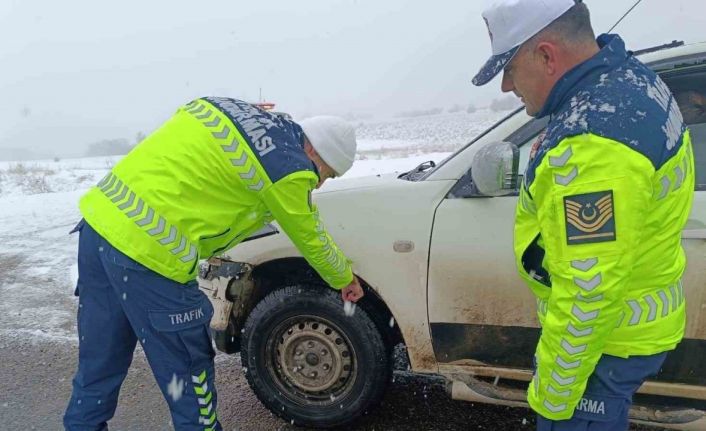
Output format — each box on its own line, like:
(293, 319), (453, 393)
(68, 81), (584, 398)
(535, 42), (559, 76)
(303, 138), (317, 158)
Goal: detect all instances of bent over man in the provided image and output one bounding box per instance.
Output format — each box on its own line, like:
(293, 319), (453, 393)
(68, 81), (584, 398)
(64, 97), (363, 430)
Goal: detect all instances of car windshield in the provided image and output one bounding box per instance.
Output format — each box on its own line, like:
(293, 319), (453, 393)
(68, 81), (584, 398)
(414, 107), (525, 180)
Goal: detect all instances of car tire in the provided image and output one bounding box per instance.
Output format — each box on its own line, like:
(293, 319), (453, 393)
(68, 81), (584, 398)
(241, 284), (390, 428)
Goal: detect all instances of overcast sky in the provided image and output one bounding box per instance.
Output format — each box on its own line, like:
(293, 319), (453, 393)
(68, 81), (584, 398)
(1, 0), (704, 157)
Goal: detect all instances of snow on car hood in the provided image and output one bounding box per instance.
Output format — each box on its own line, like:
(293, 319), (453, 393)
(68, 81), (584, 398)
(314, 172), (401, 195)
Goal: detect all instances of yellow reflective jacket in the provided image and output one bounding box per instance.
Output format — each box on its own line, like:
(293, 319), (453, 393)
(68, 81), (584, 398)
(80, 97), (353, 288)
(513, 35), (695, 420)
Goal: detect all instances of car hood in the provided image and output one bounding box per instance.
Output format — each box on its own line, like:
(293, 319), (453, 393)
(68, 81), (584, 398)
(314, 172), (401, 195)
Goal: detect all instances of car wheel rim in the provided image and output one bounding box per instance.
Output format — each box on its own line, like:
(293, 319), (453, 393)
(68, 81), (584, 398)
(267, 316), (356, 405)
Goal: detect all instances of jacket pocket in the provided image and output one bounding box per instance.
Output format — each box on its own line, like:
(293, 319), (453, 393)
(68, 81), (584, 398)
(148, 298), (216, 364)
(148, 298), (214, 333)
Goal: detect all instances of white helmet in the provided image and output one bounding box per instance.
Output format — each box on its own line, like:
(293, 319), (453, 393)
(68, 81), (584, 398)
(298, 116), (357, 176)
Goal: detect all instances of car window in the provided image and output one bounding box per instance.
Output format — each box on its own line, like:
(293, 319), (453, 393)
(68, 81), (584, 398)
(688, 122), (706, 190)
(501, 116), (549, 183)
(669, 71), (706, 190)
(514, 126), (544, 176)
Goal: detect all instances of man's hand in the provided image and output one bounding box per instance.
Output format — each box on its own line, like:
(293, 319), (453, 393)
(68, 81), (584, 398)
(341, 276), (364, 303)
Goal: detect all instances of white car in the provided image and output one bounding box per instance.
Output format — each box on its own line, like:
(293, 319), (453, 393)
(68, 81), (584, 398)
(199, 40), (706, 430)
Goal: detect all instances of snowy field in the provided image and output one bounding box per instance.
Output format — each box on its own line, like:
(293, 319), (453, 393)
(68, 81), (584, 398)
(0, 109), (508, 344)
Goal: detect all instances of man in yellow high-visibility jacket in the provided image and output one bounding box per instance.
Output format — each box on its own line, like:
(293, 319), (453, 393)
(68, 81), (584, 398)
(63, 97), (363, 431)
(472, 1), (694, 430)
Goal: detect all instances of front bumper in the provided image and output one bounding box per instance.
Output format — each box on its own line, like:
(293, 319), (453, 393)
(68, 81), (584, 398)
(198, 258), (255, 353)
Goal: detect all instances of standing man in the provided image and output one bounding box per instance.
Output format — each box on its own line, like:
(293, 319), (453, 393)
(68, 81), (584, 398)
(473, 1), (694, 430)
(63, 97), (364, 430)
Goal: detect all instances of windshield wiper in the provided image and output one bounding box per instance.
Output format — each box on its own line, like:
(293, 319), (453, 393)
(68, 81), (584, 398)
(399, 160), (436, 180)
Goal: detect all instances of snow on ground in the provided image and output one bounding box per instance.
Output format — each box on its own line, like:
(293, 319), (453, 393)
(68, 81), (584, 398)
(0, 156), (121, 197)
(0, 109), (510, 343)
(0, 190), (84, 343)
(354, 110), (504, 159)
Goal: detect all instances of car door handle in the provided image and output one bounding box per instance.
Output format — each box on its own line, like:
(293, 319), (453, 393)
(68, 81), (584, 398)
(682, 229), (706, 239)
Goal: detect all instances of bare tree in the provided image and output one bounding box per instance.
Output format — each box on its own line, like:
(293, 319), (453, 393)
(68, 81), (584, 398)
(490, 95), (522, 112)
(85, 138), (133, 157)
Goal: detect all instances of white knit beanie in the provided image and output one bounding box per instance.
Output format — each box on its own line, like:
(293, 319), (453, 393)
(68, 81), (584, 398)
(298, 116), (357, 176)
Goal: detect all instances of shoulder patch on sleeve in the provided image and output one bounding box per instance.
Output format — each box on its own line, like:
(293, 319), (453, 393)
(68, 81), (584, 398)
(564, 190), (616, 245)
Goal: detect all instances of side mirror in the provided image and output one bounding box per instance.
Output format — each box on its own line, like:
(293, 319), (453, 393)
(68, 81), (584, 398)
(471, 141), (520, 197)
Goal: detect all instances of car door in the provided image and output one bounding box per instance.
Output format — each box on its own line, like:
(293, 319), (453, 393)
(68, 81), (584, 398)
(653, 66), (706, 386)
(427, 114), (546, 369)
(427, 64), (706, 386)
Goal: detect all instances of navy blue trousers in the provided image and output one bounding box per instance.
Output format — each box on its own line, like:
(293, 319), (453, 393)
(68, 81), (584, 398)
(63, 221), (221, 431)
(536, 352), (667, 431)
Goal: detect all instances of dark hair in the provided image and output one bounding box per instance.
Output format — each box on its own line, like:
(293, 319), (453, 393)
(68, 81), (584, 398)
(532, 2), (596, 46)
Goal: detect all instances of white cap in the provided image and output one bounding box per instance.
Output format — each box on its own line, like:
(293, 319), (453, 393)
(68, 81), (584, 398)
(299, 116), (357, 176)
(472, 0), (576, 86)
